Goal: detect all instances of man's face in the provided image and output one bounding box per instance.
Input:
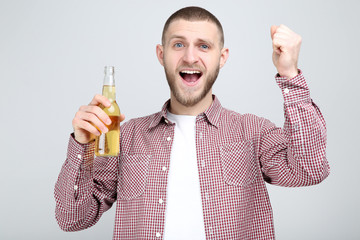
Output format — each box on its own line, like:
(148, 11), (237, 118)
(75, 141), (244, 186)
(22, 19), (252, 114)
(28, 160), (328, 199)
(157, 19), (228, 107)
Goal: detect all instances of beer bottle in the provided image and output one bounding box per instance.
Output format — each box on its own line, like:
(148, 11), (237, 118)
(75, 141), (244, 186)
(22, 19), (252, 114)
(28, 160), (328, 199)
(95, 66), (121, 157)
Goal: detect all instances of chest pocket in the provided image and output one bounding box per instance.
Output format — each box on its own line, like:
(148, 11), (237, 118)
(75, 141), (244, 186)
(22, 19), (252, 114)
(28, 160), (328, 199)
(118, 153), (151, 200)
(220, 141), (258, 187)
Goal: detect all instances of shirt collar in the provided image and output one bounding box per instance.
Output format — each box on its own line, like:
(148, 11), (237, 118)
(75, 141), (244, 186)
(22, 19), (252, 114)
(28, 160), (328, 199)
(148, 95), (222, 129)
(201, 95), (222, 128)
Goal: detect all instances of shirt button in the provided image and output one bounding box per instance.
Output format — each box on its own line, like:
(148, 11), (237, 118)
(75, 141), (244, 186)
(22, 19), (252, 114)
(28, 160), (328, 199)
(164, 119), (169, 124)
(77, 154), (82, 159)
(201, 160), (205, 168)
(284, 88), (290, 94)
(162, 166), (167, 171)
(199, 132), (203, 139)
(74, 185), (78, 191)
(159, 199), (164, 204)
(156, 232), (161, 238)
(166, 137), (172, 141)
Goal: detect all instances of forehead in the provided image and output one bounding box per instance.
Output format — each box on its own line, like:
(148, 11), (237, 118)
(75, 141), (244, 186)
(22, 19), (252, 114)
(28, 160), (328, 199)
(164, 19), (220, 44)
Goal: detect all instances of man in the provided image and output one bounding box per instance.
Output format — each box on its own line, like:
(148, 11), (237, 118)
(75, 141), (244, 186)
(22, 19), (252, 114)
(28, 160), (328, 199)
(55, 6), (329, 239)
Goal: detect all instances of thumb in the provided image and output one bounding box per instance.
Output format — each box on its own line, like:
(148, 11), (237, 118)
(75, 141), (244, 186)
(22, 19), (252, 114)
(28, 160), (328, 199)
(270, 25), (278, 40)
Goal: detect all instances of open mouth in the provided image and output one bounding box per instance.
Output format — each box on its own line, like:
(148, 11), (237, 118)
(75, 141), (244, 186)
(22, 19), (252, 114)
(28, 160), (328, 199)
(179, 70), (203, 84)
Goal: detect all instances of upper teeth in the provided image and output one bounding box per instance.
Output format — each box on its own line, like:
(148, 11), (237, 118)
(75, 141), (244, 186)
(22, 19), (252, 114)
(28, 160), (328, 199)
(181, 70), (201, 74)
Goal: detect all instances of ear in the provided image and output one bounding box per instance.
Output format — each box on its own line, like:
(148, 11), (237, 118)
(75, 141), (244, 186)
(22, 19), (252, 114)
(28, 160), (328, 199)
(219, 47), (229, 69)
(156, 44), (164, 66)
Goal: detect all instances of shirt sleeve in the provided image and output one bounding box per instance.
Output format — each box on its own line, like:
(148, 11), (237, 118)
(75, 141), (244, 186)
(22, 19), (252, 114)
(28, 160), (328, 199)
(259, 71), (330, 187)
(54, 134), (118, 231)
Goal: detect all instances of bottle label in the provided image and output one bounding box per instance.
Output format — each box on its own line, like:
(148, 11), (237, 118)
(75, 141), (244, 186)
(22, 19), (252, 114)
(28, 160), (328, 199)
(98, 133), (106, 155)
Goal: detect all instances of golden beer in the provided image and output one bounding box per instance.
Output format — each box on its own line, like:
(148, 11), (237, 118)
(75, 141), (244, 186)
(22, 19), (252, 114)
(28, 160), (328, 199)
(95, 67), (121, 157)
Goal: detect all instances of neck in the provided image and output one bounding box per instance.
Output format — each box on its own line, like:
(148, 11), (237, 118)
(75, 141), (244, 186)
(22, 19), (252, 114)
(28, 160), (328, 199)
(169, 91), (213, 116)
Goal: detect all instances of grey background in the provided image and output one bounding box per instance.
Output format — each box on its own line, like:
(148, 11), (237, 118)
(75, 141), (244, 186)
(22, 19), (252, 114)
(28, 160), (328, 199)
(0, 0), (359, 239)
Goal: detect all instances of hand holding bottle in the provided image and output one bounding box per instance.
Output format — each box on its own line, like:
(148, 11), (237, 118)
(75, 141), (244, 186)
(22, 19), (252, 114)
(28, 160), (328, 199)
(72, 94), (125, 144)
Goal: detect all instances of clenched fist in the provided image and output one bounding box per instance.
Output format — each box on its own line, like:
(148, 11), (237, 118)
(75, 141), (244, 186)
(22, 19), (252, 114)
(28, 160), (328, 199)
(271, 24), (302, 79)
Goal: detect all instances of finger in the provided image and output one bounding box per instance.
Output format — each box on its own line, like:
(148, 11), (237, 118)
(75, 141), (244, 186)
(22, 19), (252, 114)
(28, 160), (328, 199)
(272, 31), (301, 52)
(77, 105), (110, 129)
(74, 110), (109, 133)
(272, 33), (289, 45)
(72, 116), (101, 136)
(270, 25), (278, 40)
(278, 24), (292, 33)
(89, 94), (111, 108)
(79, 105), (112, 125)
(274, 25), (299, 41)
(273, 37), (289, 52)
(119, 113), (126, 123)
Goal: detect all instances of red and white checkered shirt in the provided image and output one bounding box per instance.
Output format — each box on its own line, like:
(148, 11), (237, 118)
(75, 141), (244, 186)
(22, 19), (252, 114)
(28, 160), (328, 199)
(55, 72), (330, 239)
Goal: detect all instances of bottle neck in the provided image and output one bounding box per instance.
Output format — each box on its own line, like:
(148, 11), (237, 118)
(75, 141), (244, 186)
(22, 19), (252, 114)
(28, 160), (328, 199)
(103, 66), (116, 102)
(102, 85), (116, 102)
(103, 73), (115, 86)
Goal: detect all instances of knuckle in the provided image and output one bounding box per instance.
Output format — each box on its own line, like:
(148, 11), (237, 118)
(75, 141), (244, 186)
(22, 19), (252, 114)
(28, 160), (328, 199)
(87, 105), (94, 112)
(78, 120), (85, 129)
(79, 105), (87, 112)
(72, 118), (77, 126)
(86, 112), (95, 121)
(74, 111), (82, 119)
(83, 121), (92, 130)
(72, 118), (83, 129)
(89, 105), (98, 113)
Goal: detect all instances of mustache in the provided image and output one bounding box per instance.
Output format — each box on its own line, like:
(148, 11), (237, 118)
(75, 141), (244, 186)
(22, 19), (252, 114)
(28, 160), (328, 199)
(177, 65), (204, 72)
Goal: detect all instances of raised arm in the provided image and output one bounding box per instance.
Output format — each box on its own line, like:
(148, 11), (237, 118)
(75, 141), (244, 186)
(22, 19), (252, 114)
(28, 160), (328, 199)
(54, 95), (125, 231)
(259, 25), (329, 186)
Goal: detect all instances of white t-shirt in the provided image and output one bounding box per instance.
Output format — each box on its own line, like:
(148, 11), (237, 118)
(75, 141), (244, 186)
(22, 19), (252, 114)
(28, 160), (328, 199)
(163, 112), (206, 239)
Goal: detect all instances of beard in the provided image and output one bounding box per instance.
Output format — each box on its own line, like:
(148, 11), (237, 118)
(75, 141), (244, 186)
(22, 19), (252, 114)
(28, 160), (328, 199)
(164, 64), (220, 107)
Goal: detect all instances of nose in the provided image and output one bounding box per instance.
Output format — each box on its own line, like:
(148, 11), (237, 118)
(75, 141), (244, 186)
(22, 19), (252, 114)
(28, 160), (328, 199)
(182, 46), (198, 64)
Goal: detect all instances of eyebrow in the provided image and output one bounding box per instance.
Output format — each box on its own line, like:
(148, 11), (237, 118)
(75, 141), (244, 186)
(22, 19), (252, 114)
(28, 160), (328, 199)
(167, 35), (186, 43)
(167, 35), (215, 47)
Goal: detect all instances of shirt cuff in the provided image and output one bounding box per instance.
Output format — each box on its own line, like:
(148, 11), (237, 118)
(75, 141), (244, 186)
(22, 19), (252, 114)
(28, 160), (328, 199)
(67, 133), (95, 170)
(275, 69), (311, 105)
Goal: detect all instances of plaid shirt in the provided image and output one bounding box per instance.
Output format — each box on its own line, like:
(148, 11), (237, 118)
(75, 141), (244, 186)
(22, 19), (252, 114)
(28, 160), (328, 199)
(55, 72), (329, 239)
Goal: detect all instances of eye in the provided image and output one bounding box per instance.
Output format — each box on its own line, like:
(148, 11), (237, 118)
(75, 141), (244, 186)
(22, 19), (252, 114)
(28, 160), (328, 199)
(174, 43), (184, 48)
(200, 44), (209, 50)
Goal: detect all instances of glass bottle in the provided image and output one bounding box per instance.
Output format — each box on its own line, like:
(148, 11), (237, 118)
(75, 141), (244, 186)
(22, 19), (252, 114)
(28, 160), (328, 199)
(95, 66), (121, 157)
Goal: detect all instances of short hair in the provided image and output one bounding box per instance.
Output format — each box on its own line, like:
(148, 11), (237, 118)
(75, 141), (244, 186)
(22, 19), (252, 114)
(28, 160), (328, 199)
(161, 6), (224, 47)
